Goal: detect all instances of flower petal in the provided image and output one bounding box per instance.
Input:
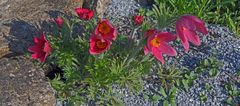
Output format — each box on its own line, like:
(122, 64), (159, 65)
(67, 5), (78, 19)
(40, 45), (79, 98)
(159, 42), (177, 56)
(176, 18), (191, 53)
(176, 21), (187, 43)
(28, 45), (41, 53)
(144, 46), (149, 55)
(144, 29), (157, 37)
(40, 32), (46, 41)
(133, 15), (144, 25)
(75, 8), (94, 20)
(89, 35), (112, 54)
(183, 29), (201, 46)
(54, 16), (64, 27)
(44, 42), (52, 53)
(95, 19), (117, 40)
(33, 36), (40, 43)
(31, 53), (39, 59)
(28, 32), (51, 63)
(152, 48), (164, 64)
(185, 15), (208, 35)
(146, 34), (157, 51)
(39, 55), (46, 63)
(32, 53), (45, 61)
(157, 32), (177, 42)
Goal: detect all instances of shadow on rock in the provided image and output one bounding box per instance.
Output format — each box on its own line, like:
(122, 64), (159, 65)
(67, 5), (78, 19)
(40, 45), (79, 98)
(46, 10), (65, 19)
(4, 20), (38, 54)
(3, 19), (54, 54)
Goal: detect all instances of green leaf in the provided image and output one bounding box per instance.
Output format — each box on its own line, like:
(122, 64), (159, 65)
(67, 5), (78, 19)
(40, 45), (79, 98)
(163, 100), (169, 106)
(49, 74), (64, 91)
(205, 83), (212, 91)
(209, 68), (218, 77)
(152, 94), (162, 102)
(199, 92), (207, 102)
(143, 94), (149, 100)
(169, 87), (177, 96)
(225, 97), (234, 105)
(182, 79), (189, 91)
(203, 59), (209, 66)
(176, 79), (180, 87)
(159, 87), (167, 98)
(170, 98), (176, 106)
(146, 11), (154, 17)
(195, 67), (204, 74)
(112, 97), (124, 106)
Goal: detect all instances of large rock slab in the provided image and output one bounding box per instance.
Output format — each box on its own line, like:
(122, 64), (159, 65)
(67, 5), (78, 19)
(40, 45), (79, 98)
(0, 37), (9, 58)
(96, 0), (111, 18)
(0, 0), (72, 53)
(0, 56), (55, 106)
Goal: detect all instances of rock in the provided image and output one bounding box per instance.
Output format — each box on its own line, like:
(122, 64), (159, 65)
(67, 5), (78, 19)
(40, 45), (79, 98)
(0, 1), (87, 105)
(0, 56), (55, 106)
(105, 0), (139, 20)
(0, 0), (72, 53)
(63, 0), (84, 14)
(96, 0), (111, 18)
(0, 37), (9, 58)
(136, 0), (154, 8)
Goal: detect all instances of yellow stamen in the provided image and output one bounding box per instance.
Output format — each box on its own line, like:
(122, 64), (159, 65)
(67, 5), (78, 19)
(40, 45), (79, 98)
(96, 41), (107, 48)
(99, 22), (111, 34)
(182, 27), (187, 31)
(150, 37), (161, 47)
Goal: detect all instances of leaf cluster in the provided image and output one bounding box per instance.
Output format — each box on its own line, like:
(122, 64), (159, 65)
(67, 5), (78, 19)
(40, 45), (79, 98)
(145, 0), (240, 37)
(47, 15), (154, 105)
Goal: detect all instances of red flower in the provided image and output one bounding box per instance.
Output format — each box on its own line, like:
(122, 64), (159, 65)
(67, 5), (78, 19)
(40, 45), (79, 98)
(144, 29), (157, 37)
(144, 32), (177, 64)
(89, 35), (112, 54)
(54, 16), (64, 27)
(133, 15), (144, 25)
(75, 8), (94, 20)
(176, 15), (208, 52)
(28, 32), (51, 62)
(95, 19), (117, 40)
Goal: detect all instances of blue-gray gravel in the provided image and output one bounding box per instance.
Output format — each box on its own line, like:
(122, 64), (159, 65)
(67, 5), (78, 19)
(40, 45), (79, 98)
(104, 0), (240, 105)
(57, 0), (240, 105)
(111, 24), (240, 106)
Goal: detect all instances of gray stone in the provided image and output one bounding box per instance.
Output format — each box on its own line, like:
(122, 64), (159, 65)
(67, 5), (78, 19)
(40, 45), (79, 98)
(0, 0), (69, 53)
(0, 56), (55, 106)
(0, 37), (9, 58)
(0, 0), (75, 105)
(96, 0), (111, 18)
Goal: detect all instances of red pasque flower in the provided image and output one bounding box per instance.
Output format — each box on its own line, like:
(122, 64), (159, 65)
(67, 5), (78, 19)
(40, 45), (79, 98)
(133, 15), (144, 25)
(75, 7), (94, 20)
(28, 32), (51, 62)
(176, 15), (208, 52)
(95, 19), (117, 40)
(54, 16), (64, 27)
(144, 32), (177, 64)
(89, 35), (112, 54)
(144, 29), (157, 37)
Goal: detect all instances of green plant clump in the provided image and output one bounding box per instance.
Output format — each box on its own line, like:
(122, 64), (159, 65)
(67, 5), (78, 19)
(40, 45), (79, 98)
(26, 0), (236, 105)
(146, 0), (240, 37)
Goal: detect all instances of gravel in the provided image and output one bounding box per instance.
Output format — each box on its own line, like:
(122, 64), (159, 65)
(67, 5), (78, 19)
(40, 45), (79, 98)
(104, 0), (240, 106)
(107, 24), (240, 106)
(105, 0), (140, 20)
(174, 24), (240, 106)
(53, 0), (240, 105)
(54, 0), (240, 105)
